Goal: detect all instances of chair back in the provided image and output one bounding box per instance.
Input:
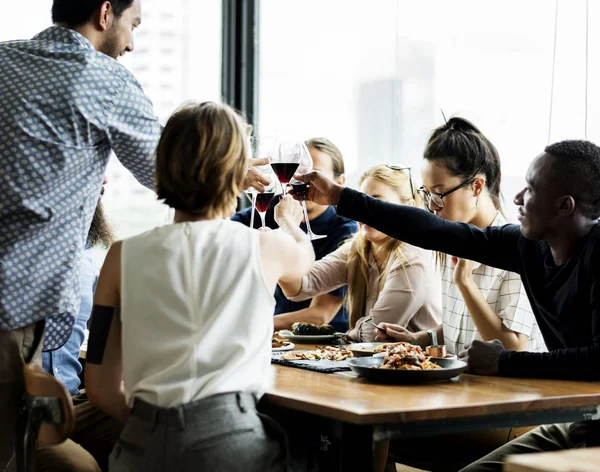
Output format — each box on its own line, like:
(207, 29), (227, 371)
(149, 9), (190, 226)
(23, 363), (75, 444)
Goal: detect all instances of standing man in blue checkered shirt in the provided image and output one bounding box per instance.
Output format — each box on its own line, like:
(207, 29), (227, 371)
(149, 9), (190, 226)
(0, 2), (161, 469)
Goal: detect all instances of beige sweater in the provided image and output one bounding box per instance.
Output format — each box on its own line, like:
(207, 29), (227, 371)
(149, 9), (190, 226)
(288, 241), (442, 342)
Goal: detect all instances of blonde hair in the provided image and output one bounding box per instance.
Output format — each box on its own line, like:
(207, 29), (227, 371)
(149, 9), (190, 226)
(156, 101), (248, 217)
(305, 137), (345, 178)
(345, 165), (423, 329)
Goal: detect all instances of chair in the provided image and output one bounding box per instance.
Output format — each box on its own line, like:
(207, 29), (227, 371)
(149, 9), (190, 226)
(16, 363), (75, 472)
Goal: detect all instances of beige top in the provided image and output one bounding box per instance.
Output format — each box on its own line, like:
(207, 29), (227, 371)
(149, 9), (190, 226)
(289, 241), (442, 341)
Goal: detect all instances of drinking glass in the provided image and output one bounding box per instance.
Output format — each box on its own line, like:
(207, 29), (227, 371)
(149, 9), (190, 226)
(255, 167), (279, 231)
(290, 143), (327, 240)
(270, 140), (302, 196)
(246, 136), (277, 228)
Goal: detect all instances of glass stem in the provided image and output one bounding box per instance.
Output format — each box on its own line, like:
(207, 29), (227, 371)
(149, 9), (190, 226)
(302, 201), (314, 237)
(258, 211), (267, 230)
(249, 192), (257, 228)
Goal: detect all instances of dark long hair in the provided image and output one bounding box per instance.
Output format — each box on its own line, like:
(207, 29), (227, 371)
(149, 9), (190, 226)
(424, 117), (503, 211)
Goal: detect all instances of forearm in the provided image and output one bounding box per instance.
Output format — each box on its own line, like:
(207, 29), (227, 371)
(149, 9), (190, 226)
(87, 383), (130, 423)
(456, 279), (525, 351)
(274, 306), (333, 331)
(336, 188), (520, 271)
(278, 219), (314, 265)
(499, 345), (600, 380)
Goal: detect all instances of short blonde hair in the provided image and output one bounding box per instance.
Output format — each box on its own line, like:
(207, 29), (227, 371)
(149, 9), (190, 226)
(156, 101), (248, 217)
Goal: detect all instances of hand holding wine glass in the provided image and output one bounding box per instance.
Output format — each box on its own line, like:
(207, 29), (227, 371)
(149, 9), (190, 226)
(243, 157), (271, 192)
(274, 194), (303, 228)
(291, 170), (344, 207)
(290, 143), (327, 240)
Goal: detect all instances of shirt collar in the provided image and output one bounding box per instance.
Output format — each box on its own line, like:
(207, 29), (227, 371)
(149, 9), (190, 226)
(33, 26), (96, 52)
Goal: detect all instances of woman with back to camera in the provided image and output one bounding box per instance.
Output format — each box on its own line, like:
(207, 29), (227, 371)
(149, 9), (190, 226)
(85, 101), (314, 471)
(280, 164), (441, 343)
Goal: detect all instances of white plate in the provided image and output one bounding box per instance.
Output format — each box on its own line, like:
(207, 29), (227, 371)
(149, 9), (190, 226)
(278, 330), (344, 344)
(272, 342), (295, 352)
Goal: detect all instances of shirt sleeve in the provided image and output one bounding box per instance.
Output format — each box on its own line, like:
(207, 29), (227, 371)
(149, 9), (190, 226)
(337, 188), (522, 273)
(288, 242), (350, 302)
(105, 79), (162, 190)
(495, 271), (536, 338)
(354, 255), (430, 339)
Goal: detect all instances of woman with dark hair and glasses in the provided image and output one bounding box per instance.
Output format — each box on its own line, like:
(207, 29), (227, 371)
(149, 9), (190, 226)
(280, 164), (441, 343)
(375, 117), (545, 358)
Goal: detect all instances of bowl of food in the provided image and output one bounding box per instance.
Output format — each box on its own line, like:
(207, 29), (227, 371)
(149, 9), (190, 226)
(348, 342), (466, 384)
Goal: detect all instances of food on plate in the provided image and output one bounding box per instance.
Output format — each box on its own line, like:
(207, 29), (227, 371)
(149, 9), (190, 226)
(373, 342), (406, 353)
(281, 346), (353, 361)
(378, 342), (441, 370)
(291, 322), (335, 336)
(272, 337), (292, 349)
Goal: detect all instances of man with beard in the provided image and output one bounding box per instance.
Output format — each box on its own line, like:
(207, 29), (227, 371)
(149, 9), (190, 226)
(37, 181), (120, 472)
(0, 1), (161, 469)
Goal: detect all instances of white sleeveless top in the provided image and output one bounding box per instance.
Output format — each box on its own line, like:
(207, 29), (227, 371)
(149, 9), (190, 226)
(120, 220), (275, 408)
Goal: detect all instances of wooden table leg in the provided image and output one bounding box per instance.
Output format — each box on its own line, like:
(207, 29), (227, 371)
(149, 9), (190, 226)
(340, 423), (374, 471)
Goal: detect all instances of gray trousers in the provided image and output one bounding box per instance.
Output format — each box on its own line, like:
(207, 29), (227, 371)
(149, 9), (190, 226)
(460, 422), (588, 472)
(110, 392), (289, 472)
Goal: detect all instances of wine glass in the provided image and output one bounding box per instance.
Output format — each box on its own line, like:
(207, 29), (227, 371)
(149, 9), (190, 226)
(290, 143), (327, 241)
(255, 167), (279, 231)
(271, 140), (302, 196)
(246, 136), (277, 228)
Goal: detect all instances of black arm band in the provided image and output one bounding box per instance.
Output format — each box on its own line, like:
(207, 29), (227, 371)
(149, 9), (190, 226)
(87, 305), (116, 364)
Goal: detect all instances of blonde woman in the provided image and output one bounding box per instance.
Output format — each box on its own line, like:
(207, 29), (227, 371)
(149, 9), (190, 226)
(85, 102), (313, 471)
(280, 164), (441, 342)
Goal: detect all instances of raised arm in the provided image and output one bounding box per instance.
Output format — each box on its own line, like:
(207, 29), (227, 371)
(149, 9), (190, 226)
(293, 172), (522, 273)
(259, 196), (315, 291)
(85, 242), (130, 423)
(337, 188), (521, 272)
(106, 80), (162, 189)
(280, 241), (351, 301)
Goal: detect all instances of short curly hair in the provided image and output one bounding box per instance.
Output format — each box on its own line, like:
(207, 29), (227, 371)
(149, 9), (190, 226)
(545, 140), (600, 219)
(156, 101), (248, 217)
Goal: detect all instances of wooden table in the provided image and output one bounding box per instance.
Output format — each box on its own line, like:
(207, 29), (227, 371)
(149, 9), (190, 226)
(264, 344), (600, 471)
(504, 447), (600, 471)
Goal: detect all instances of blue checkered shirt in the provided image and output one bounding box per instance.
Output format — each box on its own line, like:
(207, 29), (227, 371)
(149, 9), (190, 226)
(0, 26), (161, 350)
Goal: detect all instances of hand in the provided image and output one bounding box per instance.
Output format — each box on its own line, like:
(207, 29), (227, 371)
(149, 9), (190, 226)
(274, 195), (303, 227)
(458, 339), (504, 376)
(242, 157), (271, 192)
(374, 322), (416, 343)
(452, 256), (476, 285)
(292, 171), (344, 206)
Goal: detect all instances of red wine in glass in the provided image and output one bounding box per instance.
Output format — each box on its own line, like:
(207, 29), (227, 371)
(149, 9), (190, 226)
(255, 192), (275, 213)
(271, 162), (300, 185)
(289, 180), (308, 200)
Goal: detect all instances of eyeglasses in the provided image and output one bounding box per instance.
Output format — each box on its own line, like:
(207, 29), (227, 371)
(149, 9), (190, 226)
(418, 177), (475, 210)
(386, 164), (414, 198)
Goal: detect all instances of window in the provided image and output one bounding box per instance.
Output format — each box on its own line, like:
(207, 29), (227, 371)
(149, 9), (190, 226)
(1, 1), (221, 265)
(259, 0), (599, 221)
